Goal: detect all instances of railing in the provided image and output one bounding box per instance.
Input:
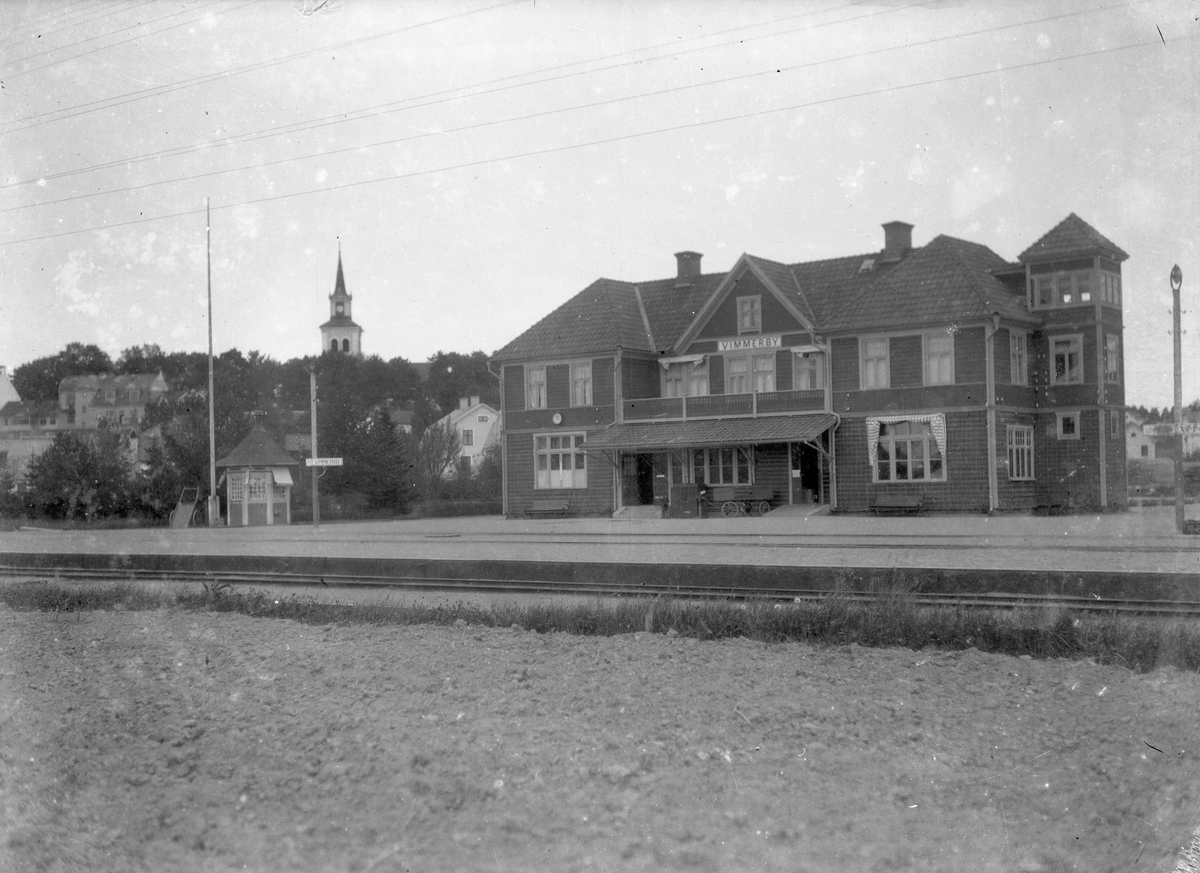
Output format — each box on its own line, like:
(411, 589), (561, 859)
(622, 389), (826, 423)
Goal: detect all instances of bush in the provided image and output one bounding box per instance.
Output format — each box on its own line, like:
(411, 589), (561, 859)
(413, 499), (503, 518)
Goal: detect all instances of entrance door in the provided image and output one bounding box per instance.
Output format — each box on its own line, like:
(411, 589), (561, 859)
(790, 442), (822, 503)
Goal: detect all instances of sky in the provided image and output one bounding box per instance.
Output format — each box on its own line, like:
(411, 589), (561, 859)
(1, 0), (1196, 407)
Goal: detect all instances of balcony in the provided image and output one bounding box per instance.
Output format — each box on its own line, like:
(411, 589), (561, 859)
(622, 389), (826, 423)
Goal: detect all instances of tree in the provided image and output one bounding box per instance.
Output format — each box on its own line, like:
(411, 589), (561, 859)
(25, 430), (134, 520)
(412, 420), (462, 501)
(13, 342), (114, 400)
(423, 351), (499, 416)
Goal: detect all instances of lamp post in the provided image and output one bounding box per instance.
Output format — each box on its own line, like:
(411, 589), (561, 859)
(1172, 264), (1185, 533)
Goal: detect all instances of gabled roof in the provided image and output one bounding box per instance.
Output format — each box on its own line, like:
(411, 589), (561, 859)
(216, 424), (296, 468)
(821, 235), (1033, 331)
(1018, 213), (1128, 263)
(59, 372), (166, 393)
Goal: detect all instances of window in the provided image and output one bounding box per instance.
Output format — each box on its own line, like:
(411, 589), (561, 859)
(1109, 410), (1121, 439)
(1050, 335), (1084, 385)
(924, 333), (954, 385)
(737, 296), (761, 334)
(272, 483), (287, 501)
(1099, 272), (1121, 306)
(342, 339), (350, 353)
(1057, 411), (1080, 440)
(247, 473), (268, 501)
(229, 475), (245, 501)
(526, 366), (547, 409)
(725, 354), (774, 394)
(694, 446), (753, 485)
(462, 429), (474, 447)
(875, 420), (945, 482)
(571, 362), (592, 406)
(478, 415), (489, 423)
(1141, 445), (1150, 458)
(861, 338), (889, 389)
(330, 339), (338, 352)
(535, 434), (586, 489)
(1105, 334), (1121, 383)
(1010, 332), (1028, 386)
(663, 361), (709, 398)
(458, 457), (472, 475)
(1007, 425), (1034, 480)
(1032, 270), (1094, 308)
(793, 352), (825, 391)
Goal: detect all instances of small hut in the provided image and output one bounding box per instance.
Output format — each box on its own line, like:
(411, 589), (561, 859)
(216, 424), (297, 526)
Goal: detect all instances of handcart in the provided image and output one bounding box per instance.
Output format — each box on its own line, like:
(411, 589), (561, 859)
(705, 485), (775, 517)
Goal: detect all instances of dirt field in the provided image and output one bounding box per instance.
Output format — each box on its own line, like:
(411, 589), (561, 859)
(2, 603), (1198, 872)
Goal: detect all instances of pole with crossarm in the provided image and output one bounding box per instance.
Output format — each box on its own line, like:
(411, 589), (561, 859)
(1172, 265), (1185, 533)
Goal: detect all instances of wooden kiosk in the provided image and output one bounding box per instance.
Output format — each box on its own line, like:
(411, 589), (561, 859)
(216, 424), (297, 526)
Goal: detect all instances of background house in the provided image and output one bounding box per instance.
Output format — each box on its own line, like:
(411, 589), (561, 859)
(431, 396), (500, 475)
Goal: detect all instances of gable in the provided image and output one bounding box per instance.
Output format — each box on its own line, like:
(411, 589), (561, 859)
(694, 270), (807, 341)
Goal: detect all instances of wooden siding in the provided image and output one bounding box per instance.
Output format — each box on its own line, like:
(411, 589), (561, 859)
(503, 365), (525, 413)
(503, 431), (615, 518)
(623, 357), (660, 401)
(546, 364), (570, 409)
(830, 337), (858, 392)
(593, 357), (615, 407)
(954, 327), (986, 385)
(775, 349), (792, 391)
(696, 271), (805, 339)
(889, 335), (922, 389)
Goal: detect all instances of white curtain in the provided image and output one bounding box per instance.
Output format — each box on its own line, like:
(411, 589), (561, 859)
(866, 413), (946, 468)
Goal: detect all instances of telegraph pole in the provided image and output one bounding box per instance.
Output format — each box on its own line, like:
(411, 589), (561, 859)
(309, 364), (320, 529)
(1171, 264), (1185, 533)
(206, 200), (219, 526)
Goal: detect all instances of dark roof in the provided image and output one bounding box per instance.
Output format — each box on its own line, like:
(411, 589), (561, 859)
(1018, 213), (1128, 263)
(584, 413), (837, 450)
(319, 314), (361, 330)
(492, 278), (655, 360)
(493, 215), (1121, 361)
(216, 424), (296, 468)
(822, 235), (1033, 331)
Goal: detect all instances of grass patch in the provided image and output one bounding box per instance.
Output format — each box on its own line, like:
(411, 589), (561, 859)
(3, 581), (1199, 673)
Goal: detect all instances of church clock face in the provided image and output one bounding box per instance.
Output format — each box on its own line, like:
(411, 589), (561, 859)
(335, 302), (345, 315)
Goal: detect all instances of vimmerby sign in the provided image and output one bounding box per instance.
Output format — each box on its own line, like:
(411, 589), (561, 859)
(1143, 423), (1200, 436)
(717, 334), (783, 352)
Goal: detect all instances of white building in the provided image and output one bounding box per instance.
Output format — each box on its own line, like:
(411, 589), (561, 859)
(433, 396), (500, 474)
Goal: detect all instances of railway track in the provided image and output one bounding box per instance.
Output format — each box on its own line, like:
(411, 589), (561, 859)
(4, 564), (1200, 618)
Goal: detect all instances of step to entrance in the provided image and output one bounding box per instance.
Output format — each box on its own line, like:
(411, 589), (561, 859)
(612, 505), (664, 519)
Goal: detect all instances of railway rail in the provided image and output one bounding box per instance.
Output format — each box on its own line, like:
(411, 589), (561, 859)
(4, 564), (1200, 618)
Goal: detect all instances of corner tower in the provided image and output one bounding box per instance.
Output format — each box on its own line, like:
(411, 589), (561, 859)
(319, 248), (363, 357)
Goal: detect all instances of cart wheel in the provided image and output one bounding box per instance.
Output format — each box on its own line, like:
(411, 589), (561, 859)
(756, 501), (771, 516)
(721, 501), (740, 518)
(191, 508), (205, 527)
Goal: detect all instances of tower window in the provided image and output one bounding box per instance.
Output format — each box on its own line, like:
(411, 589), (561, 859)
(342, 339), (350, 353)
(330, 339), (338, 352)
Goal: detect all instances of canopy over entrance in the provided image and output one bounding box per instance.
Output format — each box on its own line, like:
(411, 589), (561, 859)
(583, 412), (837, 451)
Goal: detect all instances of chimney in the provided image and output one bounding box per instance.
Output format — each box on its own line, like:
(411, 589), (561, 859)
(469, 395), (480, 407)
(674, 251), (703, 287)
(881, 222), (914, 262)
(459, 397), (468, 410)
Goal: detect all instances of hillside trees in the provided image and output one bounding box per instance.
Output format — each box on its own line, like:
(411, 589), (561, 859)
(12, 343), (113, 400)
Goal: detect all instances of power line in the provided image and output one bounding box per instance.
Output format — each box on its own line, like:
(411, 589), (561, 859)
(0, 35), (1169, 250)
(1, 0), (220, 75)
(0, 1), (1134, 217)
(1, 0), (525, 132)
(1, 0), (144, 46)
(1, 0), (869, 187)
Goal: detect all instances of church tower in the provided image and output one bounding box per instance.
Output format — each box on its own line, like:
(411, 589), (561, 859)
(319, 247), (363, 357)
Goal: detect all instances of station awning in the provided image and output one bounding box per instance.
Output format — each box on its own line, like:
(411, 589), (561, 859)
(583, 412), (837, 451)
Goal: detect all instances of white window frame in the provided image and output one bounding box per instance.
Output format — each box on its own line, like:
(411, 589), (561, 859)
(694, 446), (754, 486)
(1009, 331), (1028, 386)
(534, 433), (587, 489)
(1105, 333), (1121, 384)
(1056, 410), (1081, 440)
(737, 296), (762, 334)
(1007, 425), (1035, 481)
(1050, 335), (1084, 386)
(725, 353), (774, 394)
(860, 337), (889, 389)
(1032, 270), (1095, 309)
(792, 352), (825, 391)
(462, 429), (474, 447)
(570, 362), (592, 407)
(923, 332), (954, 386)
(663, 361), (709, 398)
(526, 365), (547, 409)
(873, 419), (946, 482)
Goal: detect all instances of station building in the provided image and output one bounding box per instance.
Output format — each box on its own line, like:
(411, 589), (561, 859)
(491, 214), (1128, 517)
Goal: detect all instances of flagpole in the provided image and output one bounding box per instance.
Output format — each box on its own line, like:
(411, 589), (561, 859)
(207, 200), (219, 526)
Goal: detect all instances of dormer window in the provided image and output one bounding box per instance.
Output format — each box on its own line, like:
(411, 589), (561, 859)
(737, 296), (761, 334)
(1032, 268), (1119, 309)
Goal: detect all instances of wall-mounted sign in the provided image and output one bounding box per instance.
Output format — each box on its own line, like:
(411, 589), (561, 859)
(717, 334), (782, 352)
(1143, 423), (1200, 437)
(305, 457), (344, 467)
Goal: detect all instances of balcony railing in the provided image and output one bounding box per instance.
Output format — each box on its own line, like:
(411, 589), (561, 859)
(622, 389), (826, 423)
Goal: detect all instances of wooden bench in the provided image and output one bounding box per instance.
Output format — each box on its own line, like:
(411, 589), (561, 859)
(525, 498), (570, 518)
(870, 494), (924, 515)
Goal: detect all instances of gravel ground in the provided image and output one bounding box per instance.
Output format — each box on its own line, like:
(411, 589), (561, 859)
(2, 603), (1199, 872)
